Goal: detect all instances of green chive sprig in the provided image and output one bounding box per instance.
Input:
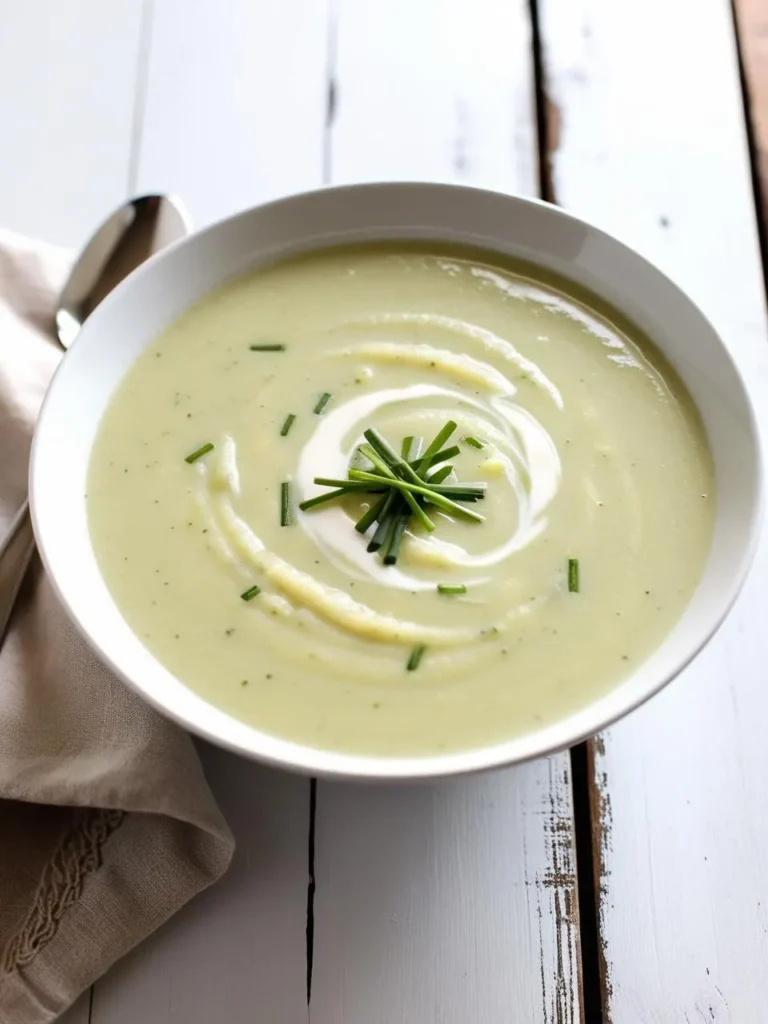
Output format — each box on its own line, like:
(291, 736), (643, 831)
(568, 558), (579, 593)
(437, 583), (467, 595)
(463, 436), (485, 450)
(240, 585), (261, 601)
(184, 442), (214, 464)
(314, 392), (332, 415)
(407, 644), (427, 671)
(299, 421), (486, 566)
(281, 482), (293, 527)
(249, 343), (285, 352)
(280, 413), (296, 437)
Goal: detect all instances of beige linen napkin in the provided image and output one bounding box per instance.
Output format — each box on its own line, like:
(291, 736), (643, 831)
(0, 230), (235, 1023)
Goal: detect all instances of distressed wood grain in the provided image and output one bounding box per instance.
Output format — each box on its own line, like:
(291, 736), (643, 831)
(309, 3), (581, 1023)
(85, 0), (330, 1020)
(734, 0), (768, 229)
(538, 0), (768, 1019)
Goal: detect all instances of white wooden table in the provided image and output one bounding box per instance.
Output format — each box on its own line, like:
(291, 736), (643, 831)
(3, 1), (768, 1020)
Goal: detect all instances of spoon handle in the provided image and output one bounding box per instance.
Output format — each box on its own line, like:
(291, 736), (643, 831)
(0, 500), (36, 647)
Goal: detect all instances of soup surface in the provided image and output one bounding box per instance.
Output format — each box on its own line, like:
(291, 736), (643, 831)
(88, 245), (714, 756)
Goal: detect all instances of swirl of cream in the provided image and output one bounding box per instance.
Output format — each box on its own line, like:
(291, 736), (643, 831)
(295, 375), (561, 588)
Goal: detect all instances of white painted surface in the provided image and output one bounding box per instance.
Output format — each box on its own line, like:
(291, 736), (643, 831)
(0, 0), (144, 248)
(91, 745), (310, 1024)
(312, 764), (579, 1024)
(311, 4), (580, 1023)
(4, 0), (768, 1020)
(330, 0), (535, 193)
(1, 0), (579, 1020)
(133, 0), (331, 226)
(539, 0), (768, 1018)
(85, 0), (326, 1018)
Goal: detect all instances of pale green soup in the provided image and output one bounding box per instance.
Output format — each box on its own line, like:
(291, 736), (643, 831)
(87, 245), (714, 756)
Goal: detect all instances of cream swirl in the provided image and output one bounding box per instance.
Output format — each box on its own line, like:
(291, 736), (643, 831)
(198, 325), (562, 648)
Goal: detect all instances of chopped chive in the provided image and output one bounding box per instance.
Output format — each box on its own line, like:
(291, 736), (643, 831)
(348, 469), (484, 523)
(568, 558), (579, 593)
(313, 477), (385, 490)
(383, 514), (408, 565)
(240, 585), (261, 601)
(407, 644), (427, 671)
(356, 441), (436, 532)
(417, 421), (458, 474)
(437, 583), (467, 595)
(358, 443), (398, 479)
(364, 429), (423, 486)
(402, 435), (423, 461)
(281, 482), (292, 526)
(463, 436), (485, 450)
(426, 464), (454, 485)
(249, 343), (285, 352)
(299, 487), (359, 511)
(412, 445), (460, 473)
(355, 493), (388, 534)
(402, 493), (436, 533)
(184, 442), (214, 464)
(280, 413), (296, 437)
(368, 500), (396, 552)
(314, 392), (332, 415)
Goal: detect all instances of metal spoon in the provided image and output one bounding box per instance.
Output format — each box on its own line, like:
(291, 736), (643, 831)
(0, 195), (191, 645)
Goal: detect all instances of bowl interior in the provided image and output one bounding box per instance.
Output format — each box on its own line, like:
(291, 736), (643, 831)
(30, 183), (763, 779)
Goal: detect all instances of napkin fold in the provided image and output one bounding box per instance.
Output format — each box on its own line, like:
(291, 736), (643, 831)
(0, 230), (235, 1023)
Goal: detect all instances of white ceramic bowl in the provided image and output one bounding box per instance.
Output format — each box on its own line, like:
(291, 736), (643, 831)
(30, 183), (763, 780)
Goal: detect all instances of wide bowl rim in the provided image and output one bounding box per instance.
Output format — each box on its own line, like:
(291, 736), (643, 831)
(30, 180), (765, 781)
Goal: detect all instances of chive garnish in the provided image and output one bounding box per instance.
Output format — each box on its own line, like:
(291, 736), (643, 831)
(463, 436), (485, 449)
(304, 425), (487, 563)
(407, 644), (427, 671)
(401, 436), (422, 461)
(413, 444), (460, 472)
(568, 558), (579, 593)
(355, 493), (388, 534)
(437, 583), (467, 595)
(314, 476), (483, 498)
(240, 585), (261, 601)
(280, 413), (296, 437)
(417, 421), (458, 475)
(314, 392), (332, 415)
(368, 513), (394, 552)
(426, 464), (454, 485)
(281, 482), (292, 526)
(249, 343), (286, 352)
(357, 439), (436, 532)
(184, 442), (214, 464)
(348, 470), (484, 523)
(299, 487), (359, 512)
(384, 514), (408, 565)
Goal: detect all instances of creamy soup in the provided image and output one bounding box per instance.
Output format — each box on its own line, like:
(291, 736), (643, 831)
(87, 245), (714, 756)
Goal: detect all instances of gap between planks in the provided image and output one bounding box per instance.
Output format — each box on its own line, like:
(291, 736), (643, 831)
(529, 0), (606, 1019)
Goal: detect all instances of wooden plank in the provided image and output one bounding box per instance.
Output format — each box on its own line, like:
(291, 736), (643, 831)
(91, 745), (310, 1024)
(89, 1), (331, 1019)
(0, 2), (143, 1017)
(538, 0), (768, 1019)
(310, 4), (582, 1023)
(0, 0), (144, 247)
(734, 0), (768, 229)
(133, 0), (331, 227)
